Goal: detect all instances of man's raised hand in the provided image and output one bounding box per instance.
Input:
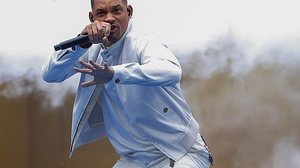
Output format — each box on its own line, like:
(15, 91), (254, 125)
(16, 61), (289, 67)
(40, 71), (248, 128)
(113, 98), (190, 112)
(74, 60), (114, 87)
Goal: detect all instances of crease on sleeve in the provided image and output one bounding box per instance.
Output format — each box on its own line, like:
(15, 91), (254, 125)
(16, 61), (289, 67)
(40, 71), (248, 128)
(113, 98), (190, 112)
(42, 46), (88, 83)
(56, 46), (88, 62)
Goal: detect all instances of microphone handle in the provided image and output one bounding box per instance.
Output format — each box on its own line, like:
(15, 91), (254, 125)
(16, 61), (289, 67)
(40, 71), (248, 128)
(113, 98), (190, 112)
(54, 35), (89, 51)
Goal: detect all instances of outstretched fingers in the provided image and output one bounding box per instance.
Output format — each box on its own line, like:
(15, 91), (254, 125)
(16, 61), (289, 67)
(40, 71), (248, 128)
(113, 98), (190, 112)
(89, 60), (104, 70)
(79, 60), (97, 70)
(80, 80), (96, 87)
(74, 59), (113, 86)
(74, 67), (93, 74)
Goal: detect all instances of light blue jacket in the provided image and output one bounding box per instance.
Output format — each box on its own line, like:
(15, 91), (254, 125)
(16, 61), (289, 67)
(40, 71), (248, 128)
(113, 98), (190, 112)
(41, 23), (200, 161)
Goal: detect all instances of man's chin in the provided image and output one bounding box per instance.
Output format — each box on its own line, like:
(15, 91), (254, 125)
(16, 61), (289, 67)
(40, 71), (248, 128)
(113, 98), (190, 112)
(108, 35), (121, 44)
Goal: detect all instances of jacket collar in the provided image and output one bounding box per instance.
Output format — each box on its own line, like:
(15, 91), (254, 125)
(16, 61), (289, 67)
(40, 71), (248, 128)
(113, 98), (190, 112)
(101, 21), (133, 59)
(88, 21), (133, 64)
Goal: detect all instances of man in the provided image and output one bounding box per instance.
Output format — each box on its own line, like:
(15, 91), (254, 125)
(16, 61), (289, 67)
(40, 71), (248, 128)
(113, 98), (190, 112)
(42, 0), (213, 167)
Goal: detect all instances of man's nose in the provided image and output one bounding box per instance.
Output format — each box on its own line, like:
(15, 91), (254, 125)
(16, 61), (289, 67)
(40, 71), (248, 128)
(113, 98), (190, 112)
(105, 13), (115, 23)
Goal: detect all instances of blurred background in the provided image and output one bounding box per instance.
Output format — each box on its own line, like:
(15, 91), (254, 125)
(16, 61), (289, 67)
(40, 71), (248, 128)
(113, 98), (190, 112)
(1, 0), (300, 167)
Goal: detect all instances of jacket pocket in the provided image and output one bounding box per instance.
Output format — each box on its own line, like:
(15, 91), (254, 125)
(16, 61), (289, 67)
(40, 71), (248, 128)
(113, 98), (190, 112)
(148, 98), (186, 126)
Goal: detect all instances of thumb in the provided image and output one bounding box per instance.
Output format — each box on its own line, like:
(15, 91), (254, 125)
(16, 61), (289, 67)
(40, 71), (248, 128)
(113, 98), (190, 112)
(102, 36), (109, 47)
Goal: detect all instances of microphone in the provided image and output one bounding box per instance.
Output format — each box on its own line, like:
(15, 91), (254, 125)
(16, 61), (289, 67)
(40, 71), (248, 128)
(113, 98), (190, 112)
(54, 35), (89, 51)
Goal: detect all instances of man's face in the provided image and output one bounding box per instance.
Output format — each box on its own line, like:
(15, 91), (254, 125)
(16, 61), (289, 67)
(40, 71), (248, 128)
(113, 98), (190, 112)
(90, 0), (132, 44)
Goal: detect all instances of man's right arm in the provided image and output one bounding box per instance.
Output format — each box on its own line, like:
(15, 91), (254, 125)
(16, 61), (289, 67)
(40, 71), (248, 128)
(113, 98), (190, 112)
(41, 46), (88, 83)
(42, 20), (111, 83)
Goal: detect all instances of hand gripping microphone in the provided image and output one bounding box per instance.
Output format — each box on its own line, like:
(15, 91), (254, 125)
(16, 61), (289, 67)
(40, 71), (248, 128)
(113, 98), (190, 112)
(54, 35), (89, 51)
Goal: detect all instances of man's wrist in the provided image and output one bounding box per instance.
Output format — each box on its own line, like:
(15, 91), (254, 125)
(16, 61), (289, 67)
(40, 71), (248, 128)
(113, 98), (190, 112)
(107, 67), (115, 82)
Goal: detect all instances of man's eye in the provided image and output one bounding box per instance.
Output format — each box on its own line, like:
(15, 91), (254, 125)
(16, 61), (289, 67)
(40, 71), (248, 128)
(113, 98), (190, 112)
(97, 11), (105, 16)
(113, 8), (122, 14)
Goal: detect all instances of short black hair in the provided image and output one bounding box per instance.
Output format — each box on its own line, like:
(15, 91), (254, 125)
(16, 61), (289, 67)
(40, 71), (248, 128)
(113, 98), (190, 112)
(91, 0), (128, 8)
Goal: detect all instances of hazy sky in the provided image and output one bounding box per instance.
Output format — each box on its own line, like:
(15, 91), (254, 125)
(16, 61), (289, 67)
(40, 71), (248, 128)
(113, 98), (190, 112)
(1, 0), (300, 57)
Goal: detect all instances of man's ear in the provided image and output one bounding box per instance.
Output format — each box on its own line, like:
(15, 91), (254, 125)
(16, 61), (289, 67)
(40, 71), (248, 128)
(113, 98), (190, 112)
(89, 11), (94, 22)
(127, 5), (133, 19)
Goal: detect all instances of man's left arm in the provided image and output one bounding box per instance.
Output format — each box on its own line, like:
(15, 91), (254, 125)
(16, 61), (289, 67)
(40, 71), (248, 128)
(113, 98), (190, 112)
(110, 36), (182, 86)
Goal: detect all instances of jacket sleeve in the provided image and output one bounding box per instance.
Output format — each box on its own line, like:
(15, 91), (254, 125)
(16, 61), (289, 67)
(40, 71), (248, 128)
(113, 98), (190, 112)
(41, 46), (88, 83)
(110, 36), (182, 86)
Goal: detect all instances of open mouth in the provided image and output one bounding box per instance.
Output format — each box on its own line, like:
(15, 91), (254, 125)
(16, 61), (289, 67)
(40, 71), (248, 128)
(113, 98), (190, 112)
(110, 25), (118, 32)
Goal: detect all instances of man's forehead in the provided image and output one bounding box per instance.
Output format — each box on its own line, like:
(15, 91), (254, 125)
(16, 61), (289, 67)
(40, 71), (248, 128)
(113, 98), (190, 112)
(93, 0), (125, 7)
